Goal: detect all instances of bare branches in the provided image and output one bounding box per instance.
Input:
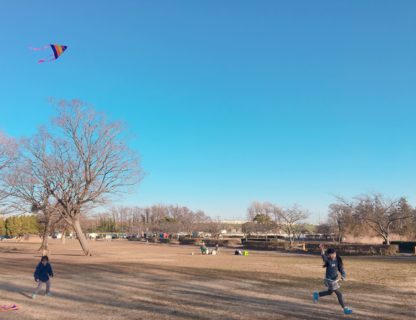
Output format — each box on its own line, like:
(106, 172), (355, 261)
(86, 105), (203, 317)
(330, 194), (414, 245)
(50, 101), (142, 214)
(37, 100), (142, 255)
(1, 101), (142, 256)
(247, 202), (276, 222)
(92, 204), (210, 235)
(0, 132), (18, 205)
(0, 132), (17, 172)
(277, 205), (310, 245)
(246, 202), (309, 244)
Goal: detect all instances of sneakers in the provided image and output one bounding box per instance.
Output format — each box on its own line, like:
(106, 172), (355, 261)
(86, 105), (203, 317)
(343, 307), (353, 315)
(313, 291), (319, 303)
(32, 292), (52, 299)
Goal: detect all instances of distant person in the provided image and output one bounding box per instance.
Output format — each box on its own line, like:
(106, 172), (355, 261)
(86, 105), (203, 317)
(32, 256), (54, 299)
(215, 243), (220, 253)
(313, 244), (353, 315)
(200, 242), (208, 255)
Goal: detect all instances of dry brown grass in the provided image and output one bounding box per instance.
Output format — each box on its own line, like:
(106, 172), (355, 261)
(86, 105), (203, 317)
(0, 240), (415, 320)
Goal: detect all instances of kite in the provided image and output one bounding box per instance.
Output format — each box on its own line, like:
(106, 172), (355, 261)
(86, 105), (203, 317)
(0, 304), (19, 312)
(30, 44), (68, 63)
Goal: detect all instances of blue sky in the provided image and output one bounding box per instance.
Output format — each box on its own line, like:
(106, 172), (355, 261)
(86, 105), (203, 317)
(0, 1), (415, 222)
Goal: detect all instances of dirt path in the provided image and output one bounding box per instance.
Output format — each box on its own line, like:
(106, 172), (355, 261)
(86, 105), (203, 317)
(0, 240), (415, 320)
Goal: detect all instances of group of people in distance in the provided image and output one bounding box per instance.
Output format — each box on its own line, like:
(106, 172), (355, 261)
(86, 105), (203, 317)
(199, 241), (219, 255)
(12, 242), (352, 315)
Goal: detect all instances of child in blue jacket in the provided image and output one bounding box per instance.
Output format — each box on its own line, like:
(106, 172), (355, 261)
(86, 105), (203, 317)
(313, 244), (353, 315)
(32, 256), (54, 299)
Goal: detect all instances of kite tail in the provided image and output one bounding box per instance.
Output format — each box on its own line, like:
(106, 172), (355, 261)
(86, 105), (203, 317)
(29, 45), (50, 51)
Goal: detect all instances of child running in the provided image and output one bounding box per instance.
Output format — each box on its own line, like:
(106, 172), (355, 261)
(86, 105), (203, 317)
(32, 256), (54, 299)
(313, 244), (353, 315)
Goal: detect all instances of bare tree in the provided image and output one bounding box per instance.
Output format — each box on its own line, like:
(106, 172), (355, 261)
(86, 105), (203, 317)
(108, 204), (210, 235)
(44, 100), (142, 255)
(354, 194), (413, 245)
(0, 132), (17, 204)
(328, 202), (355, 243)
(247, 201), (274, 221)
(0, 132), (16, 171)
(2, 133), (63, 255)
(277, 205), (309, 246)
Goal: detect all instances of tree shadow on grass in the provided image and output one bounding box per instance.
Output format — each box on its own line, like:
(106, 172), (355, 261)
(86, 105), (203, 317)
(0, 254), (415, 320)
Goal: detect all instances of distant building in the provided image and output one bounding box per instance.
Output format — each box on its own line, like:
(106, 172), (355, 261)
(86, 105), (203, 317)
(220, 220), (248, 225)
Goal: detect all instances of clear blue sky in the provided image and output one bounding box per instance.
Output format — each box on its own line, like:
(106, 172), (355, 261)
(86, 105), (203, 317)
(1, 1), (415, 222)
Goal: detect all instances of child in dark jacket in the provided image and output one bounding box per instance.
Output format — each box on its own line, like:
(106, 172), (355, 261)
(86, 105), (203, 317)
(313, 244), (353, 315)
(32, 256), (54, 299)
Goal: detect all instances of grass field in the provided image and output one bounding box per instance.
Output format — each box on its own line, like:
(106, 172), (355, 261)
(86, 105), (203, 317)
(0, 240), (415, 320)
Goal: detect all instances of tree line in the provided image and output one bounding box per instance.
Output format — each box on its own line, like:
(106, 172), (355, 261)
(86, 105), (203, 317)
(246, 195), (416, 245)
(0, 215), (40, 238)
(84, 205), (222, 235)
(244, 202), (311, 245)
(1, 101), (415, 255)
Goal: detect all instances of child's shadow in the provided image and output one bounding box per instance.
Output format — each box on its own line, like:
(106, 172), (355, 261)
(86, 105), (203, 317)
(18, 292), (32, 299)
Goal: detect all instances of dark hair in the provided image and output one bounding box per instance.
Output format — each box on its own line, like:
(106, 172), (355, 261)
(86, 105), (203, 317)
(41, 255), (49, 262)
(323, 248), (343, 270)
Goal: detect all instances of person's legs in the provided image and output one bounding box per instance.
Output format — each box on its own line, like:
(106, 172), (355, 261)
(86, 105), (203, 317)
(32, 281), (43, 298)
(45, 280), (51, 294)
(334, 290), (345, 308)
(314, 289), (333, 303)
(318, 289), (333, 297)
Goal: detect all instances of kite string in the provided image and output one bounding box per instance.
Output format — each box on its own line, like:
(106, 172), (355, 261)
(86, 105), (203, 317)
(38, 54), (55, 64)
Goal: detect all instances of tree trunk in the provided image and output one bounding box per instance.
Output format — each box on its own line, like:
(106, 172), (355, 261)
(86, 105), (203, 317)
(39, 221), (50, 256)
(73, 219), (92, 256)
(39, 234), (49, 256)
(288, 230), (294, 247)
(61, 228), (66, 245)
(384, 234), (391, 245)
(337, 224), (342, 243)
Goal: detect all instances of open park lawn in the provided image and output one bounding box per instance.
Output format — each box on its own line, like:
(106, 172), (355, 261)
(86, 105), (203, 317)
(0, 240), (415, 320)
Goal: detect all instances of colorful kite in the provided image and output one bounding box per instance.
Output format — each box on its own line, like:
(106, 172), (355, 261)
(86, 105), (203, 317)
(30, 44), (68, 63)
(0, 304), (19, 312)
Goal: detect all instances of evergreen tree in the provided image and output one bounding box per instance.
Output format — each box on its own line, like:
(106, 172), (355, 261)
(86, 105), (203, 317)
(0, 218), (5, 235)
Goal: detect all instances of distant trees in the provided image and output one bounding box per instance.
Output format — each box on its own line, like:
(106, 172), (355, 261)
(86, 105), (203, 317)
(0, 217), (5, 235)
(328, 194), (415, 244)
(246, 194), (416, 245)
(247, 202), (274, 222)
(246, 202), (310, 245)
(354, 195), (413, 245)
(2, 215), (40, 237)
(276, 205), (310, 246)
(327, 202), (355, 243)
(86, 204), (211, 235)
(253, 213), (272, 224)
